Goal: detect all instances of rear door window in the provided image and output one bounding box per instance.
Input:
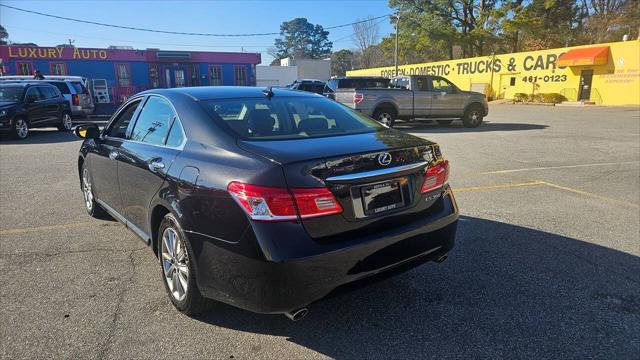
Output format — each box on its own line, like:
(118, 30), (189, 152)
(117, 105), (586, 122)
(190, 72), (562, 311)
(41, 87), (57, 99)
(48, 82), (71, 94)
(130, 96), (175, 145)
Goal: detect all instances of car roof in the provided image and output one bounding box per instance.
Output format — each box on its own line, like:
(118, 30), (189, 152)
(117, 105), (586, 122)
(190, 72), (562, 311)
(139, 86), (322, 101)
(0, 81), (56, 88)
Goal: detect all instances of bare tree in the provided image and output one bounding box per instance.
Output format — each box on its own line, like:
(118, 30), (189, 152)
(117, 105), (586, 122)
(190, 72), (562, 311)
(352, 16), (381, 68)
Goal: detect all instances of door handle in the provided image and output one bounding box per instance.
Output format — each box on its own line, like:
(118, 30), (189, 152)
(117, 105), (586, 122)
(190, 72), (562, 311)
(148, 160), (165, 172)
(108, 150), (118, 160)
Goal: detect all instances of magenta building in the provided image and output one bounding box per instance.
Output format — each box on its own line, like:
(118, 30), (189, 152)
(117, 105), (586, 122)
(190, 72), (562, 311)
(0, 45), (261, 104)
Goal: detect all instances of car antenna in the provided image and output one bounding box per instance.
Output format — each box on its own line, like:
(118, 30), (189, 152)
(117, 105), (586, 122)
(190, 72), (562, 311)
(262, 86), (274, 99)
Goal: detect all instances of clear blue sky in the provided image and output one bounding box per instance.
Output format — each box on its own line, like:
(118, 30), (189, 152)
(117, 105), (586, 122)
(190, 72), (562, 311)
(0, 0), (394, 64)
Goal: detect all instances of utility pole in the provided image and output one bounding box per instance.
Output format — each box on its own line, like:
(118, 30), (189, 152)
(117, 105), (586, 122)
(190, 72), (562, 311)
(394, 13), (400, 76)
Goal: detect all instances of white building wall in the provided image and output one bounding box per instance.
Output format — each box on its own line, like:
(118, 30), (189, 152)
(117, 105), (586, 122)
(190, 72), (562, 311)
(256, 65), (298, 87)
(294, 59), (331, 81)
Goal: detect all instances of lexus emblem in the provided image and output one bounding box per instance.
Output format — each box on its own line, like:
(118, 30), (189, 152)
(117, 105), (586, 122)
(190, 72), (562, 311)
(378, 152), (392, 166)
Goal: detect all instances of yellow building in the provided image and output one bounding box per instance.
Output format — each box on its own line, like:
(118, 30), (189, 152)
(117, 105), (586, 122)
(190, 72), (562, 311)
(346, 40), (640, 106)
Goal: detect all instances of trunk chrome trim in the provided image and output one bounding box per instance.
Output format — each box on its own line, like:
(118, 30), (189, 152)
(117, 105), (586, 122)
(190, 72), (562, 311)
(326, 161), (429, 182)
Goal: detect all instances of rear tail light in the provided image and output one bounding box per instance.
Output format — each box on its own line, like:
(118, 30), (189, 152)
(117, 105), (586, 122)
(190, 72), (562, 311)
(353, 92), (364, 105)
(227, 182), (342, 222)
(421, 160), (450, 193)
(72, 94), (79, 106)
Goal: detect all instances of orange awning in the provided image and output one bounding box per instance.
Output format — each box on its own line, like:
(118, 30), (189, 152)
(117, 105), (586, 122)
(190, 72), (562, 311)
(557, 46), (609, 67)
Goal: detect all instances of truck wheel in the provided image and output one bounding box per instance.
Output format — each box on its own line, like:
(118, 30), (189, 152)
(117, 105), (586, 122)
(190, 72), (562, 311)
(437, 120), (453, 126)
(373, 107), (397, 128)
(462, 106), (484, 128)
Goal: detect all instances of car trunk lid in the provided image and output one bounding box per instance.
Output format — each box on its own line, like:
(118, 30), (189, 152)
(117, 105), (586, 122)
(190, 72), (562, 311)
(238, 129), (445, 240)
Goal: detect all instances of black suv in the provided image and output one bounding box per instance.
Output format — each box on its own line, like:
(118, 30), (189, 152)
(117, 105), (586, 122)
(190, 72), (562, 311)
(0, 82), (72, 139)
(289, 79), (326, 95)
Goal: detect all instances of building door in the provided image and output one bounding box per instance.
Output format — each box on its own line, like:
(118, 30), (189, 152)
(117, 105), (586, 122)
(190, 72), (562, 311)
(163, 67), (187, 88)
(578, 70), (593, 101)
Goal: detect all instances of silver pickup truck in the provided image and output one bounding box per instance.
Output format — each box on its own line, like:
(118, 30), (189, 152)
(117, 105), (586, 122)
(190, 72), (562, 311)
(335, 75), (488, 128)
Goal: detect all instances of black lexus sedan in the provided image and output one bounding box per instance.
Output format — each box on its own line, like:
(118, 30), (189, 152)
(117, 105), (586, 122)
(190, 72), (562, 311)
(0, 82), (73, 139)
(75, 87), (458, 320)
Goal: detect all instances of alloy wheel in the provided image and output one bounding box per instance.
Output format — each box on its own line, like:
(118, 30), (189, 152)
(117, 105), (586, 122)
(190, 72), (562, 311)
(62, 114), (73, 130)
(378, 112), (393, 126)
(161, 227), (189, 302)
(15, 119), (28, 139)
(470, 110), (481, 126)
(82, 168), (93, 212)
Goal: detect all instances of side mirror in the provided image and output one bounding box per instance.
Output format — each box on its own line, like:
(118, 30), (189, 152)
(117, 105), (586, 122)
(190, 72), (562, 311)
(75, 124), (100, 139)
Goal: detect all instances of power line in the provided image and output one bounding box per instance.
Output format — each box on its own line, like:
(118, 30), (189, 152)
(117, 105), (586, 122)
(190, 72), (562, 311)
(1, 4), (390, 37)
(7, 25), (273, 49)
(331, 18), (389, 44)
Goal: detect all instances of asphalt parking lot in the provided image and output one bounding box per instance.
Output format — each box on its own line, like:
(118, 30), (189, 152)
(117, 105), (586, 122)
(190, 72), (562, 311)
(1, 104), (638, 359)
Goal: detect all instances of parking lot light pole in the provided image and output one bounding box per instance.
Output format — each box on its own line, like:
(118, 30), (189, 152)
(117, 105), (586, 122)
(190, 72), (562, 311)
(394, 13), (400, 76)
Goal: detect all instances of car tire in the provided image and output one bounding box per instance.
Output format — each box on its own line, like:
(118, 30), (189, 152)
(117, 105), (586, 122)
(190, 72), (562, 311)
(57, 112), (73, 131)
(437, 120), (454, 126)
(81, 163), (109, 219)
(462, 105), (484, 128)
(159, 213), (209, 316)
(373, 107), (397, 128)
(11, 117), (29, 140)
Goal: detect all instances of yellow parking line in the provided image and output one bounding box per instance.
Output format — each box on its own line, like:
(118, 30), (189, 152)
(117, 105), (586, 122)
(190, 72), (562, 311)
(455, 180), (545, 192)
(539, 181), (640, 208)
(482, 161), (640, 174)
(0, 222), (101, 235)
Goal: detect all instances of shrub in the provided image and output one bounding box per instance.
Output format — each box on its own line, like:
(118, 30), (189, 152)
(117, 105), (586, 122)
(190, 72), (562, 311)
(540, 93), (567, 104)
(513, 93), (529, 102)
(531, 93), (544, 102)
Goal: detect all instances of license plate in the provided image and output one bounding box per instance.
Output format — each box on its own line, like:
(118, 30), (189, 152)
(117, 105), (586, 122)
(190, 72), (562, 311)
(361, 180), (405, 215)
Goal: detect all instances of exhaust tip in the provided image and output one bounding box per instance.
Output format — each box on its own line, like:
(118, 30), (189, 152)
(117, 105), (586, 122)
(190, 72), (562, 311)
(435, 254), (448, 263)
(284, 307), (309, 321)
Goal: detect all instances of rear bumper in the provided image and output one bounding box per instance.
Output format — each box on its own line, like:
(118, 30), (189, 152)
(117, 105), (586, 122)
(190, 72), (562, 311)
(188, 188), (459, 314)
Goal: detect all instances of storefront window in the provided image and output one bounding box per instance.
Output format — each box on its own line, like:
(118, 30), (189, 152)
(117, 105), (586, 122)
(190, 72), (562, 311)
(233, 65), (247, 86)
(16, 62), (33, 76)
(50, 63), (67, 76)
(209, 65), (223, 86)
(115, 63), (131, 87)
(175, 69), (185, 87)
(149, 65), (160, 88)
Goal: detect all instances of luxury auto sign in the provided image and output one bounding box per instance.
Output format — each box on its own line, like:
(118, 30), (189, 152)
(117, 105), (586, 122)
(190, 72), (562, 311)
(7, 46), (109, 60)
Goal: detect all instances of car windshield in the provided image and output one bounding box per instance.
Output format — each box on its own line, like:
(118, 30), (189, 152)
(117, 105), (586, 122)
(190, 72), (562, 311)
(205, 97), (384, 140)
(0, 87), (24, 101)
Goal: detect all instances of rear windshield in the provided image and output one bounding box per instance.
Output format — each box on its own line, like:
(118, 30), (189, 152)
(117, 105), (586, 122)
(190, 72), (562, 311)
(71, 81), (89, 94)
(47, 82), (70, 94)
(205, 97), (384, 140)
(0, 87), (24, 101)
(338, 78), (390, 89)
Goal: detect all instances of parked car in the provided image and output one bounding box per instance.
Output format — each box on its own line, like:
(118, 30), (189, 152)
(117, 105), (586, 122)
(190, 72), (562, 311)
(289, 79), (326, 94)
(74, 86), (458, 320)
(0, 82), (72, 139)
(0, 76), (95, 117)
(335, 75), (488, 128)
(323, 76), (391, 99)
